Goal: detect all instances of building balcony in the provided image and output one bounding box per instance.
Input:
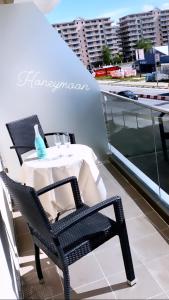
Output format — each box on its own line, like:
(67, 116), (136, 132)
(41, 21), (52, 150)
(142, 29), (155, 33)
(85, 33), (101, 39)
(85, 31), (95, 36)
(85, 26), (98, 31)
(6, 91), (169, 299)
(161, 23), (169, 29)
(103, 21), (112, 26)
(1, 3), (169, 300)
(67, 39), (79, 45)
(86, 37), (101, 43)
(127, 33), (139, 38)
(88, 53), (102, 58)
(141, 16), (154, 22)
(128, 39), (138, 45)
(120, 23), (136, 29)
(13, 157), (169, 299)
(72, 46), (81, 52)
(104, 28), (113, 32)
(160, 17), (169, 21)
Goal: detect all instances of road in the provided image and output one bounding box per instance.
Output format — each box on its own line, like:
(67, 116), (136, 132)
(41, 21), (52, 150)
(99, 83), (169, 96)
(99, 82), (169, 111)
(138, 98), (169, 109)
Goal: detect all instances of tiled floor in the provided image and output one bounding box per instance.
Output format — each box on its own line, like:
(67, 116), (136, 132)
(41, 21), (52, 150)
(13, 161), (169, 299)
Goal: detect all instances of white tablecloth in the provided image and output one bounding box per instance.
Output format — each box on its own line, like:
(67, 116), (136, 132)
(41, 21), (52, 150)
(21, 144), (106, 219)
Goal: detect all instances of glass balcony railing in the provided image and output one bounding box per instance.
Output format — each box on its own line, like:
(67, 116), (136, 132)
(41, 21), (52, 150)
(101, 91), (169, 215)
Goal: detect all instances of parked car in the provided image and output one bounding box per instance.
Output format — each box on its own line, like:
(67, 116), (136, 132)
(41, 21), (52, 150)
(145, 73), (156, 82)
(146, 72), (169, 82)
(117, 90), (138, 100)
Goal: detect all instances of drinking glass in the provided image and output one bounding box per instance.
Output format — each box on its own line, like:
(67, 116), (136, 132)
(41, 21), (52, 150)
(54, 134), (62, 157)
(63, 133), (72, 156)
(65, 133), (71, 148)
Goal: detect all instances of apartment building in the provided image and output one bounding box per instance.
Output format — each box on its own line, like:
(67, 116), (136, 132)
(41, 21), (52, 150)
(160, 9), (169, 45)
(119, 8), (161, 61)
(111, 24), (122, 56)
(53, 17), (122, 68)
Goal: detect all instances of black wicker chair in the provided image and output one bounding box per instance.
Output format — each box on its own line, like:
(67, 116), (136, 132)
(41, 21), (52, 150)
(0, 171), (136, 300)
(6, 115), (76, 165)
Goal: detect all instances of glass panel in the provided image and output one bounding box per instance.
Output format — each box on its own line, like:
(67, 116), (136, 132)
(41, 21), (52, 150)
(153, 111), (169, 205)
(103, 92), (160, 197)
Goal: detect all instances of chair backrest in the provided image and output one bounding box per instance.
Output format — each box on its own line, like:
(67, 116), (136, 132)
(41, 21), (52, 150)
(6, 115), (48, 165)
(0, 171), (54, 247)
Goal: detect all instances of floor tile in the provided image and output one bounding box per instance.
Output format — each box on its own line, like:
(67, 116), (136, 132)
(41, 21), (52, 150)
(22, 266), (63, 299)
(132, 233), (169, 262)
(104, 162), (154, 214)
(14, 215), (29, 237)
(146, 255), (169, 292)
(45, 278), (116, 300)
(126, 215), (157, 241)
(45, 293), (64, 299)
(107, 264), (163, 299)
(94, 235), (120, 252)
(16, 233), (34, 255)
(58, 253), (104, 289)
(19, 251), (54, 276)
(94, 243), (141, 278)
(72, 279), (116, 299)
(121, 199), (144, 220)
(149, 293), (169, 299)
(101, 205), (116, 219)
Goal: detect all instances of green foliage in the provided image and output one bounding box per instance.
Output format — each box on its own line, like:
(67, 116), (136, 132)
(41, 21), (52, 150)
(95, 76), (112, 80)
(112, 53), (124, 65)
(102, 46), (112, 65)
(135, 38), (152, 52)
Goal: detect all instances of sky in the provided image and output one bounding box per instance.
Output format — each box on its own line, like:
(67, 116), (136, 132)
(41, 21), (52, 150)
(46, 0), (169, 24)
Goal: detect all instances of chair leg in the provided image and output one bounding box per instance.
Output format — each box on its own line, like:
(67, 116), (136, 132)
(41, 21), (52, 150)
(34, 244), (44, 283)
(63, 264), (70, 300)
(119, 222), (136, 286)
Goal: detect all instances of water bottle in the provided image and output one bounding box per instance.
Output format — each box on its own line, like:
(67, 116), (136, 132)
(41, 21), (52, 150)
(34, 124), (47, 159)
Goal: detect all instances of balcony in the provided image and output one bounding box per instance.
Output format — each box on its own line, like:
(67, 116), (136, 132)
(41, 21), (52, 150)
(13, 158), (169, 299)
(1, 3), (169, 300)
(142, 29), (155, 34)
(2, 87), (169, 298)
(67, 38), (79, 44)
(88, 52), (102, 58)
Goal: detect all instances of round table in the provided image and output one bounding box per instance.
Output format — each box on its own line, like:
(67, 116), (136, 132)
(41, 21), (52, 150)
(20, 144), (107, 219)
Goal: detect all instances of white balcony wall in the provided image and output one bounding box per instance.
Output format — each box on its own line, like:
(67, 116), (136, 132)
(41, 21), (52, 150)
(0, 161), (21, 299)
(0, 3), (108, 298)
(0, 3), (108, 178)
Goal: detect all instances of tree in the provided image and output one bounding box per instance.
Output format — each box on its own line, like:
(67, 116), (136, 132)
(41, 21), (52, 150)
(112, 53), (124, 65)
(102, 46), (112, 65)
(135, 38), (152, 52)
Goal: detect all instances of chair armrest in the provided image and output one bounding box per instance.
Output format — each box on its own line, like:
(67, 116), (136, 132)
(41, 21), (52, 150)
(53, 196), (123, 237)
(10, 145), (33, 149)
(37, 176), (83, 208)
